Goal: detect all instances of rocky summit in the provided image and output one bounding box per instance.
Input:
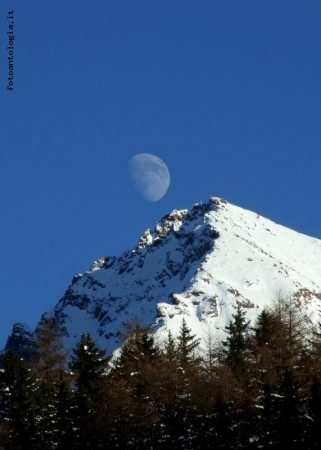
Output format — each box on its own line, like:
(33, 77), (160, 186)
(5, 197), (321, 356)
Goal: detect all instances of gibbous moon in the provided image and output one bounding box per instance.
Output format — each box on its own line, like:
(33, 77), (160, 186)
(128, 154), (170, 202)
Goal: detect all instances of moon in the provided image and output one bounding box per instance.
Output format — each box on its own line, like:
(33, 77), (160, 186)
(128, 154), (170, 202)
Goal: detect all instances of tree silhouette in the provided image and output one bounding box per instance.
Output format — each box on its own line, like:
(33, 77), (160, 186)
(223, 304), (251, 382)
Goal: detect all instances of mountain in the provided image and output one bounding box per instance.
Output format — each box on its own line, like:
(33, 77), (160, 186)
(5, 197), (321, 356)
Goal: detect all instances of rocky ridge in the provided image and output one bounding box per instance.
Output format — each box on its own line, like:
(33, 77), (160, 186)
(5, 197), (321, 356)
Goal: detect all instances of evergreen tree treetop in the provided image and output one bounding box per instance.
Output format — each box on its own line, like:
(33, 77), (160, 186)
(69, 333), (109, 390)
(30, 317), (67, 385)
(253, 309), (276, 347)
(164, 330), (177, 363)
(0, 349), (38, 449)
(223, 304), (252, 382)
(177, 318), (200, 366)
(113, 325), (160, 377)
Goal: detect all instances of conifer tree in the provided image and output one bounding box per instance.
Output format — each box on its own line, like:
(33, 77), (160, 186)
(0, 349), (38, 449)
(69, 333), (109, 450)
(53, 372), (76, 450)
(223, 304), (251, 383)
(254, 309), (276, 347)
(113, 325), (160, 380)
(155, 330), (179, 445)
(202, 325), (224, 380)
(164, 330), (176, 364)
(309, 318), (321, 379)
(256, 383), (275, 448)
(111, 327), (175, 447)
(69, 332), (108, 391)
(112, 326), (162, 445)
(307, 378), (321, 449)
(159, 319), (201, 449)
(160, 330), (179, 404)
(212, 395), (237, 449)
(251, 309), (280, 394)
(267, 370), (304, 449)
(177, 318), (200, 367)
(272, 292), (308, 374)
(33, 381), (58, 450)
(30, 317), (67, 385)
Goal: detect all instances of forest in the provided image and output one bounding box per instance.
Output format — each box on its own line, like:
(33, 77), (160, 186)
(1, 293), (321, 449)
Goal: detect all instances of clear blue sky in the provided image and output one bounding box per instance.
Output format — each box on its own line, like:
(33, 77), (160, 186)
(1, 0), (320, 347)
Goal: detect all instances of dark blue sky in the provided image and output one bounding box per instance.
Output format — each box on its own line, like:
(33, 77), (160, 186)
(1, 0), (320, 347)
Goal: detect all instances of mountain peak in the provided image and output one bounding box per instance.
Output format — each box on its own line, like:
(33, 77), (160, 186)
(5, 197), (321, 357)
(137, 197), (226, 250)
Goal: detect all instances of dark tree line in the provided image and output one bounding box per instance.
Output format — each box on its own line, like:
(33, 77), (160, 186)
(1, 294), (321, 449)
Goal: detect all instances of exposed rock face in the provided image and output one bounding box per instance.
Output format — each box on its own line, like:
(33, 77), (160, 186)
(5, 197), (321, 356)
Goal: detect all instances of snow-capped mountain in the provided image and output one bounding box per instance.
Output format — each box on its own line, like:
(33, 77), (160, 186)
(6, 197), (321, 356)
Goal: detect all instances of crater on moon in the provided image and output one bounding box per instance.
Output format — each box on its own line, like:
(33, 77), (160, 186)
(128, 154), (170, 202)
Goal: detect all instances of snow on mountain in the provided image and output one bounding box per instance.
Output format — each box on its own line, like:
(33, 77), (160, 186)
(6, 197), (321, 356)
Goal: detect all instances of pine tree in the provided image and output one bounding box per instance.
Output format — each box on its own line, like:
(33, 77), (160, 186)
(30, 317), (67, 385)
(267, 370), (305, 449)
(158, 319), (201, 449)
(33, 381), (57, 450)
(202, 325), (224, 381)
(113, 325), (160, 378)
(256, 383), (275, 448)
(160, 330), (178, 404)
(223, 304), (251, 383)
(69, 333), (108, 450)
(307, 378), (321, 449)
(177, 318), (200, 367)
(207, 395), (236, 450)
(164, 330), (176, 364)
(94, 376), (136, 449)
(110, 326), (162, 447)
(69, 332), (108, 391)
(20, 318), (69, 449)
(254, 309), (276, 347)
(250, 309), (280, 406)
(53, 372), (76, 450)
(0, 349), (38, 449)
(309, 318), (321, 380)
(272, 292), (308, 374)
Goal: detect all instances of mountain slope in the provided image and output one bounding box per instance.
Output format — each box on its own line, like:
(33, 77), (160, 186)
(6, 197), (321, 356)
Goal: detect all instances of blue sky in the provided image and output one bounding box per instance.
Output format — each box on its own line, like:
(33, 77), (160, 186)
(1, 0), (320, 347)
